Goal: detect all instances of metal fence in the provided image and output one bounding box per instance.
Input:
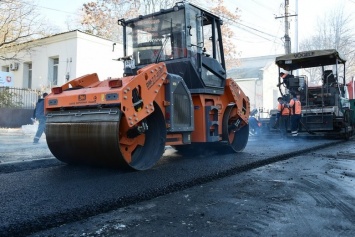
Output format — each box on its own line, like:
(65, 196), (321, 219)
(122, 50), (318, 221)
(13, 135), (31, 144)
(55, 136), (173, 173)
(0, 87), (39, 109)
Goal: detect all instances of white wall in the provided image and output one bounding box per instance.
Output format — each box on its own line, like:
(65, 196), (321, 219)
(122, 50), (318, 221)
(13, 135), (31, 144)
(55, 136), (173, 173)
(0, 31), (124, 91)
(75, 32), (123, 80)
(261, 62), (280, 114)
(31, 36), (78, 90)
(231, 63), (280, 116)
(234, 79), (260, 110)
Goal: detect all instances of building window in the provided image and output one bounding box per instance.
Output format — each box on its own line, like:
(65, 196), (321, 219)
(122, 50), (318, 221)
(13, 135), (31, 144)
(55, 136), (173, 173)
(24, 62), (32, 88)
(53, 58), (59, 85)
(29, 63), (32, 88)
(49, 57), (59, 86)
(2, 66), (10, 72)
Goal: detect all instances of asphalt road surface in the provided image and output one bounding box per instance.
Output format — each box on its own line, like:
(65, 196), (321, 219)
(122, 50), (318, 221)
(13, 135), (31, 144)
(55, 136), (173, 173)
(1, 128), (355, 236)
(33, 143), (355, 237)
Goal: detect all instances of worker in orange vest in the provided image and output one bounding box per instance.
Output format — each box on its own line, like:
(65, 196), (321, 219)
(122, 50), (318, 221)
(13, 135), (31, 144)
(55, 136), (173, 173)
(289, 93), (302, 136)
(275, 97), (291, 137)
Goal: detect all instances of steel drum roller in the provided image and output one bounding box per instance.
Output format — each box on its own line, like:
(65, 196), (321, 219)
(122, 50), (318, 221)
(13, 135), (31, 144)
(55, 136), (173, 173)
(46, 106), (166, 170)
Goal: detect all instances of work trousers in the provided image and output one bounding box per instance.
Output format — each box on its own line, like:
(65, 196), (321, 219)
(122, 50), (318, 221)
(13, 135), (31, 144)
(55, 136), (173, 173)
(280, 115), (290, 137)
(34, 118), (46, 142)
(291, 114), (301, 136)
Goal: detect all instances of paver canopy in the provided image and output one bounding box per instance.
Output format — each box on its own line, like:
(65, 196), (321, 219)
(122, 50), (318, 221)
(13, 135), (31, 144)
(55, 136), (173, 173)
(275, 49), (346, 71)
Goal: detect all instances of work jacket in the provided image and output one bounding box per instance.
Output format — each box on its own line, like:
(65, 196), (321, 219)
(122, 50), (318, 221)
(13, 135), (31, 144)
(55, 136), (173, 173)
(289, 98), (301, 115)
(278, 103), (290, 116)
(34, 99), (46, 120)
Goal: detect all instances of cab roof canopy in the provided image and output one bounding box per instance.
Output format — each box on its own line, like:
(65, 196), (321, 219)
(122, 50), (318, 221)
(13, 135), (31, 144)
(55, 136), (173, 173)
(275, 49), (346, 71)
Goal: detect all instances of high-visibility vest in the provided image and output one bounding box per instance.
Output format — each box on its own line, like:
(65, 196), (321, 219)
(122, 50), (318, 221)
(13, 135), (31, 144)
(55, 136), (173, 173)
(278, 103), (290, 115)
(289, 98), (301, 115)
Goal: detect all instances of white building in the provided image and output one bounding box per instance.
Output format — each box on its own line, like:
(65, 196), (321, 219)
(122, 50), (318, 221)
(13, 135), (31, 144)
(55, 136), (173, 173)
(0, 30), (124, 91)
(1, 30), (282, 117)
(228, 55), (281, 118)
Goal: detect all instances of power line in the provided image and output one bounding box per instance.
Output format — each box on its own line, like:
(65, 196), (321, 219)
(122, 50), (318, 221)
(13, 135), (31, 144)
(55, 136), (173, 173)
(250, 0), (277, 13)
(231, 35), (274, 44)
(14, 1), (283, 46)
(15, 1), (82, 16)
(29, 0), (280, 42)
(238, 6), (275, 26)
(220, 15), (282, 45)
(269, 21), (283, 53)
(237, 21), (279, 39)
(195, 2), (283, 44)
(234, 24), (276, 42)
(24, 0), (134, 16)
(34, 5), (79, 15)
(1, 0), (82, 17)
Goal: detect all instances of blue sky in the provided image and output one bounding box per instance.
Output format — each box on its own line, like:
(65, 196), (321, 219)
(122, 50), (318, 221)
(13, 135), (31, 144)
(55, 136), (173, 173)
(37, 0), (355, 57)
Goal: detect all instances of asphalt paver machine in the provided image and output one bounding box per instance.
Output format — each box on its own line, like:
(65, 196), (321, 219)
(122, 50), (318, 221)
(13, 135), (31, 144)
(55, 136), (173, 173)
(272, 49), (354, 138)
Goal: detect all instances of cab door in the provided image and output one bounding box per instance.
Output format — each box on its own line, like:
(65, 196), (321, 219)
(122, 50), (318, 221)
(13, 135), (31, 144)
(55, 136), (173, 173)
(187, 6), (226, 90)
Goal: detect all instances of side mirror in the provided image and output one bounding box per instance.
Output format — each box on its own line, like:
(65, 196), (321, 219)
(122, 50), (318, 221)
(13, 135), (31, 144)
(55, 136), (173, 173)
(117, 19), (125, 26)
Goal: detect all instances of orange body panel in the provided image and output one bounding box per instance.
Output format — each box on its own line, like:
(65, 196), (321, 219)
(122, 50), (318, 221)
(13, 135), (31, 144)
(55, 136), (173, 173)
(45, 63), (249, 145)
(45, 63), (168, 128)
(61, 73), (101, 90)
(190, 78), (250, 143)
(223, 79), (250, 124)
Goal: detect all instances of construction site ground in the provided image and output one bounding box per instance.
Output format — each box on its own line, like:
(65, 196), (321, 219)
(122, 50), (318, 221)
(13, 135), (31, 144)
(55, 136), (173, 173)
(1, 125), (355, 236)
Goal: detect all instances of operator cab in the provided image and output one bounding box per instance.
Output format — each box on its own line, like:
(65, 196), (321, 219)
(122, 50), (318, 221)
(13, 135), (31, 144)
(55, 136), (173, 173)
(119, 2), (226, 94)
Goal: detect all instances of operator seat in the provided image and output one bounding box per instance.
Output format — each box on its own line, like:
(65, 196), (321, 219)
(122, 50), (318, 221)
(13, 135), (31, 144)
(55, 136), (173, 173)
(323, 70), (336, 85)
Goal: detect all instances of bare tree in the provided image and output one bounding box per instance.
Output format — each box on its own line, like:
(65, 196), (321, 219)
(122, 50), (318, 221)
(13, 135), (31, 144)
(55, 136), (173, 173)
(80, 0), (176, 41)
(80, 0), (132, 40)
(0, 0), (51, 61)
(140, 0), (175, 15)
(299, 6), (355, 84)
(208, 0), (240, 69)
(79, 0), (240, 69)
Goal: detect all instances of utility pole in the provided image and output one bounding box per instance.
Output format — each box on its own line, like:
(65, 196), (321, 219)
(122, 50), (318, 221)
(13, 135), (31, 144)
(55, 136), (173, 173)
(275, 0), (297, 54)
(284, 0), (291, 54)
(294, 0), (298, 53)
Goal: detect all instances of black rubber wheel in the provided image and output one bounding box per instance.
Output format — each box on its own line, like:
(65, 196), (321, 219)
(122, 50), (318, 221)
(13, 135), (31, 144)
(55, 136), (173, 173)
(121, 104), (167, 170)
(222, 105), (249, 152)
